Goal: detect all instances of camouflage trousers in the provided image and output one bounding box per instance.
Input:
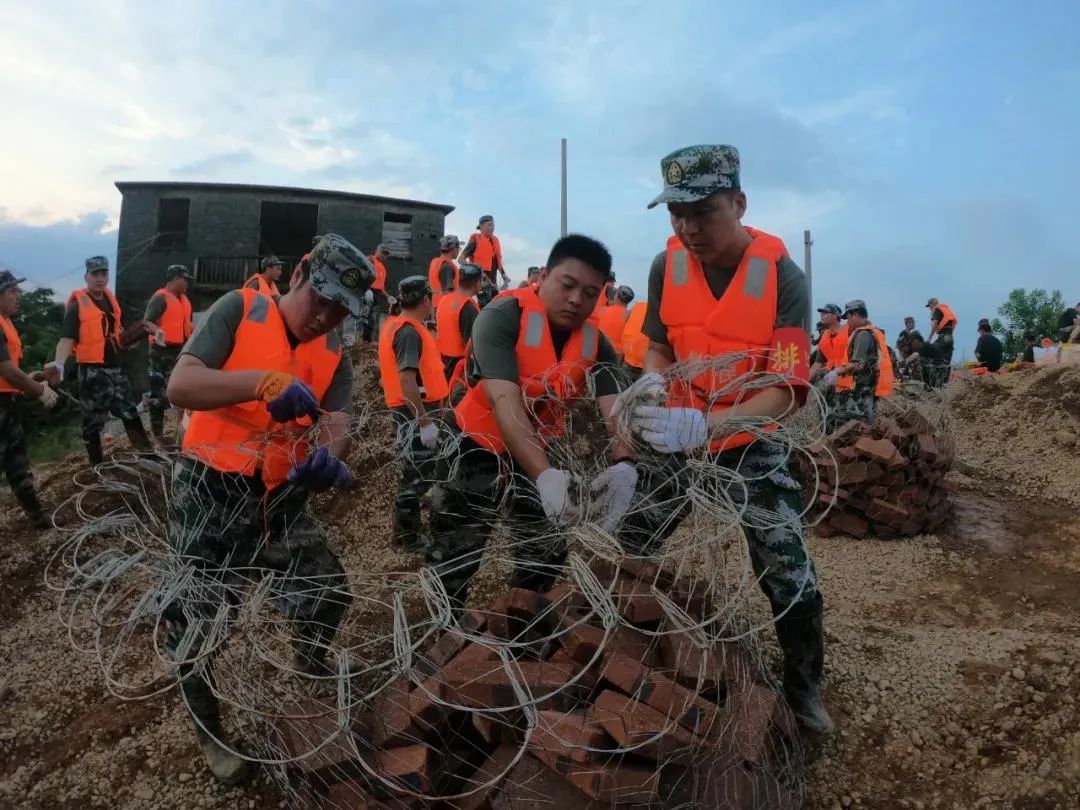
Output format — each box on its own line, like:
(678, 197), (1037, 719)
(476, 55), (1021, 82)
(391, 410), (438, 552)
(828, 391), (877, 430)
(621, 363), (643, 384)
(77, 363), (140, 442)
(618, 442), (820, 616)
(427, 437), (564, 602)
(0, 395), (36, 503)
(163, 457), (351, 736)
(147, 347), (181, 438)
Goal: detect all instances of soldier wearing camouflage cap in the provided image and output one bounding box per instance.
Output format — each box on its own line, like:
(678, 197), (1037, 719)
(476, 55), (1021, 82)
(245, 255), (284, 296)
(616, 144), (833, 736)
(460, 215), (508, 288)
(428, 234), (462, 310)
(834, 299), (894, 424)
(51, 255), (153, 464)
(377, 274), (448, 551)
(161, 233), (373, 784)
(435, 262), (483, 380)
(143, 265), (195, 440)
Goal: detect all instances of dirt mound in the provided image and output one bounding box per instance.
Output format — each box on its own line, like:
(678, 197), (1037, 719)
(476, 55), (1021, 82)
(949, 363), (1080, 506)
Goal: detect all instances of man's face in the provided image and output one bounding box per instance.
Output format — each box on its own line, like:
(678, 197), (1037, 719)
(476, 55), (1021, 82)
(282, 268), (350, 341)
(376, 248), (390, 262)
(905, 318), (915, 329)
(0, 287), (20, 317)
(265, 263), (283, 282)
(846, 312), (867, 328)
(170, 277), (189, 295)
(86, 269), (109, 294)
(668, 191), (747, 265)
(480, 220), (495, 236)
(536, 260), (605, 330)
(820, 312), (838, 328)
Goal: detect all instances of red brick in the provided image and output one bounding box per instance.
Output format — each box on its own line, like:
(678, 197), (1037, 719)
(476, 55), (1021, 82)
(617, 557), (674, 586)
(836, 446), (860, 461)
(363, 744), (437, 794)
(868, 498), (909, 525)
(853, 436), (904, 467)
(278, 700), (369, 785)
(447, 744), (521, 810)
(527, 710), (611, 764)
(323, 781), (390, 809)
(828, 511), (869, 538)
(566, 760), (661, 804)
(543, 581), (588, 611)
(916, 433), (938, 461)
(556, 615), (661, 669)
(837, 461), (869, 485)
(504, 588), (554, 622)
(612, 574), (665, 625)
(728, 684), (793, 763)
(409, 677), (450, 736)
(372, 677), (417, 749)
(489, 754), (595, 809)
(481, 596), (512, 641)
(444, 661), (585, 711)
(547, 649), (598, 689)
(660, 634), (759, 692)
(599, 653), (724, 742)
(588, 690), (697, 758)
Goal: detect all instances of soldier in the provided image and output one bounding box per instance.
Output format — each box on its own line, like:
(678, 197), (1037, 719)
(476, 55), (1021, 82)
(616, 144), (832, 735)
(598, 284), (634, 354)
(896, 315), (917, 358)
(144, 264), (194, 441)
(0, 270), (59, 527)
(245, 255), (283, 296)
(435, 262), (483, 380)
(621, 299), (649, 383)
(49, 256), (152, 464)
(426, 234), (634, 603)
(365, 243), (392, 342)
(517, 266), (541, 288)
(834, 299), (894, 424)
(379, 276), (450, 552)
(460, 215), (508, 289)
(925, 297), (957, 385)
(428, 235), (461, 310)
(809, 304), (848, 412)
(161, 234), (373, 784)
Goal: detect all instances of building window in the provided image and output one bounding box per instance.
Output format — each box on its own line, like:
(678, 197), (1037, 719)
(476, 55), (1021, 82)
(259, 201), (319, 259)
(156, 198), (190, 249)
(381, 212), (413, 259)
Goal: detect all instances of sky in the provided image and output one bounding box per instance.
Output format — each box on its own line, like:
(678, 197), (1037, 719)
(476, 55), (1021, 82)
(2, 0), (1079, 357)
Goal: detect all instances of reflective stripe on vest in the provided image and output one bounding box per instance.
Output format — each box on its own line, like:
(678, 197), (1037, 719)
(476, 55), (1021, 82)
(435, 292), (473, 358)
(70, 288), (122, 364)
(658, 227), (786, 452)
(181, 288), (342, 488)
(379, 315), (449, 408)
(0, 315), (24, 394)
(622, 302), (649, 369)
(453, 285), (598, 454)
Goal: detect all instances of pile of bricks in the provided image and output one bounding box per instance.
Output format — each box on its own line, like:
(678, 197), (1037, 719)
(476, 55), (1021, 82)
(277, 558), (800, 808)
(806, 410), (954, 539)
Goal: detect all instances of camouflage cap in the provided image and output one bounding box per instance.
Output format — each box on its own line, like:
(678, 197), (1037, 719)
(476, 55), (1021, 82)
(0, 269), (26, 292)
(261, 255), (283, 270)
(307, 234), (376, 317)
(647, 144), (741, 209)
(616, 284), (635, 303)
(477, 214), (494, 226)
(85, 255), (110, 273)
(925, 297), (939, 308)
(165, 264), (193, 280)
(398, 274), (431, 307)
(842, 299), (868, 317)
(439, 234), (461, 251)
(817, 303), (842, 316)
(458, 262), (484, 283)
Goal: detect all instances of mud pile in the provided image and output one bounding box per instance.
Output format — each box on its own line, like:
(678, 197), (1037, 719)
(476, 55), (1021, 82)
(948, 363), (1080, 507)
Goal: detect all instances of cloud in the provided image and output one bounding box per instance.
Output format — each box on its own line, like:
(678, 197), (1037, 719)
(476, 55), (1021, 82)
(172, 150), (255, 177)
(0, 212), (116, 296)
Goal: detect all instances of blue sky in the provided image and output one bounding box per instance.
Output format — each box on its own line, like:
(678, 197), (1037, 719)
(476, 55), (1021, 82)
(2, 0), (1078, 356)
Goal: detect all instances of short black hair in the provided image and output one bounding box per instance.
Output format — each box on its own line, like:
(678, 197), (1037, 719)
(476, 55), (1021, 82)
(978, 323), (991, 333)
(1024, 332), (1036, 341)
(545, 234), (612, 282)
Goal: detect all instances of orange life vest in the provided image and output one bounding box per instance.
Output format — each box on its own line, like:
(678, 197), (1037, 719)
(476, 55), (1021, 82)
(836, 324), (894, 397)
(597, 302), (628, 349)
(593, 282), (614, 316)
(622, 302), (649, 369)
(933, 302), (958, 332)
(453, 286), (600, 454)
(68, 288), (122, 364)
(818, 323), (849, 370)
(369, 257), (388, 292)
(470, 234), (502, 272)
(429, 257), (459, 308)
(0, 315), (24, 395)
(149, 288), (193, 346)
(379, 315), (450, 408)
(244, 273), (280, 297)
(659, 228), (786, 452)
(181, 288), (343, 489)
(435, 292), (474, 359)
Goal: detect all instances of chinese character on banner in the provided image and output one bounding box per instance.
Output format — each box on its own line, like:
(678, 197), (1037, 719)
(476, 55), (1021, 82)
(770, 342), (801, 374)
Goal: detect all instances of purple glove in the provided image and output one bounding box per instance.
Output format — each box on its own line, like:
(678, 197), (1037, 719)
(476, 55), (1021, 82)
(288, 446), (353, 492)
(266, 378), (319, 423)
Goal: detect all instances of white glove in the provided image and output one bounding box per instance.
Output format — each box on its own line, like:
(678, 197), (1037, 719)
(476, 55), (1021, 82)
(153, 328), (166, 347)
(387, 295), (398, 307)
(610, 371), (666, 421)
(419, 421), (438, 449)
(38, 382), (59, 410)
(824, 370), (839, 387)
(364, 289), (374, 303)
(631, 405), (708, 454)
(535, 468), (578, 523)
(46, 361), (64, 383)
(589, 461), (638, 532)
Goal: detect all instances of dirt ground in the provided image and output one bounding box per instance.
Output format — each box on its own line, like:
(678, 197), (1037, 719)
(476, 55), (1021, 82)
(1, 362), (1078, 809)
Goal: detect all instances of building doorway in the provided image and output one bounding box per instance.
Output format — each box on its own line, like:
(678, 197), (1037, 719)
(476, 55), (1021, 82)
(259, 201), (319, 259)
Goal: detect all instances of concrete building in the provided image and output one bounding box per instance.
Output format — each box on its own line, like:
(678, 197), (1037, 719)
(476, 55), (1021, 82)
(114, 181), (454, 314)
(112, 180), (453, 390)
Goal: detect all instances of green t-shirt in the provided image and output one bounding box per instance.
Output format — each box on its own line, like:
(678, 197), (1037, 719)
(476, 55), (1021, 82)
(182, 291), (354, 413)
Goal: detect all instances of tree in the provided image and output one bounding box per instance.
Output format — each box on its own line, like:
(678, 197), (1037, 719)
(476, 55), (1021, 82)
(992, 288), (1066, 361)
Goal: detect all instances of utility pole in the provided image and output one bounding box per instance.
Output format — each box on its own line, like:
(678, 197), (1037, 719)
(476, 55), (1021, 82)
(560, 138), (568, 237)
(803, 229), (813, 332)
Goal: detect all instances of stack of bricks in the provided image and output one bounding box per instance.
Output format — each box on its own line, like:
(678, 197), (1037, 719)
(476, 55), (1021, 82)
(278, 558), (800, 809)
(807, 410), (954, 539)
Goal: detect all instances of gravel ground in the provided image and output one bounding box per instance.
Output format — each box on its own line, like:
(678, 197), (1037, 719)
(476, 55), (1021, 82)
(1, 357), (1077, 809)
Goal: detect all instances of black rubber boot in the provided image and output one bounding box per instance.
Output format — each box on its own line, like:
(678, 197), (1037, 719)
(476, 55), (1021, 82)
(775, 593), (834, 736)
(15, 489), (51, 529)
(180, 672), (250, 785)
(85, 434), (104, 466)
(122, 417), (153, 453)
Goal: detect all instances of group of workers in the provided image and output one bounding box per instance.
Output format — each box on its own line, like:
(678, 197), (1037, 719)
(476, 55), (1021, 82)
(0, 143), (866, 786)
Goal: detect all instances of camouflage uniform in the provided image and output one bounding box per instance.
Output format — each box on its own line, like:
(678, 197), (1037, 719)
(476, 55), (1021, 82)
(427, 436), (565, 602)
(0, 395), (46, 521)
(147, 346), (181, 438)
(78, 364), (147, 460)
(391, 409), (439, 553)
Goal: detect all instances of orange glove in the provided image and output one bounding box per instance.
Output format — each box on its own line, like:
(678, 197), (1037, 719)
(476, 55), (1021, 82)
(256, 372), (319, 422)
(255, 371), (294, 403)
